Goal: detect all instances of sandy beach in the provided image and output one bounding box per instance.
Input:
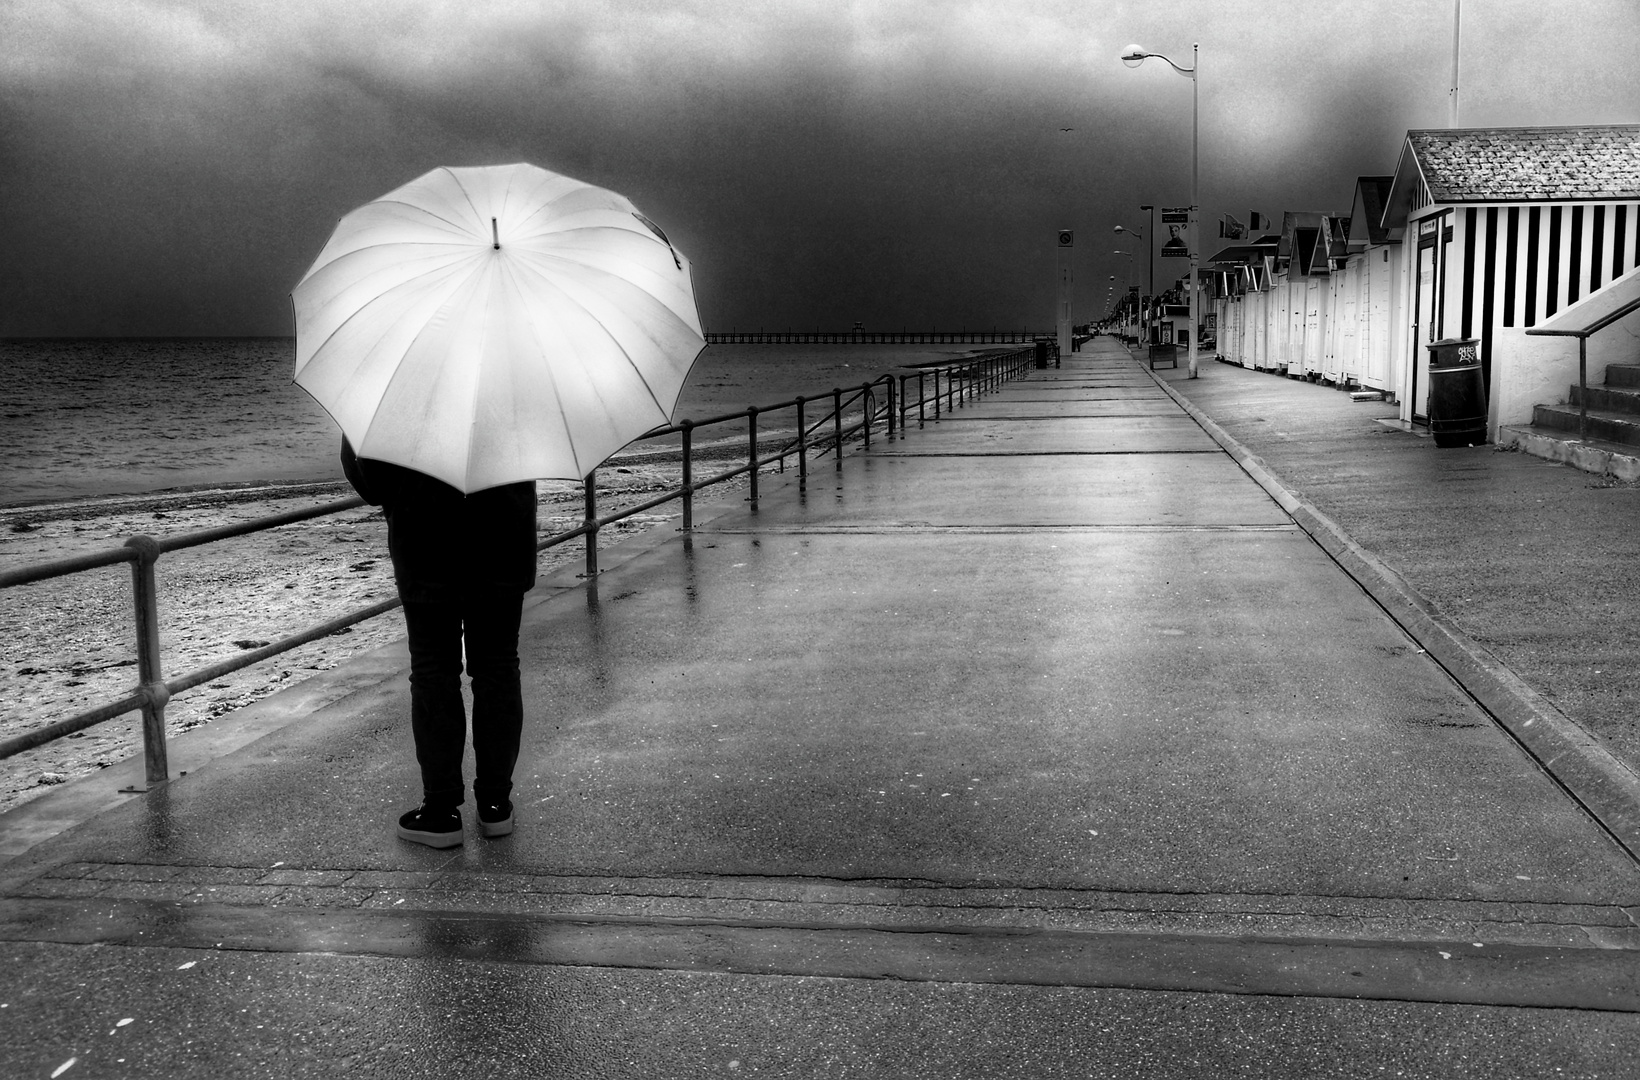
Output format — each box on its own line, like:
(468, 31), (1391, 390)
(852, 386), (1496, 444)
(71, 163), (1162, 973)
(0, 444), (778, 815)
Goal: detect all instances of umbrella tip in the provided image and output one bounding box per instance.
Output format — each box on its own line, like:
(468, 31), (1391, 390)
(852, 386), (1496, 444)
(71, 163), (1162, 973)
(492, 217), (499, 250)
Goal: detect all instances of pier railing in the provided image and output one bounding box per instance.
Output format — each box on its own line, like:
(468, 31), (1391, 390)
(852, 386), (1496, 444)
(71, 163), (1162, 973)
(0, 346), (1039, 787)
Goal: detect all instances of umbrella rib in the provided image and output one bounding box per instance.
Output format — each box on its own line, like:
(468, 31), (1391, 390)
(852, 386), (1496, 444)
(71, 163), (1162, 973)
(364, 196), (477, 239)
(498, 256), (586, 478)
(442, 167), (490, 242)
(303, 258), (480, 388)
(512, 173), (594, 232)
(507, 253), (672, 421)
(462, 258), (498, 490)
(356, 267), (481, 454)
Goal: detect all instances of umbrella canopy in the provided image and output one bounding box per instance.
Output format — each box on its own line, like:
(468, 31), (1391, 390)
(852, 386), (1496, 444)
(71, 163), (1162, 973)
(292, 163), (706, 492)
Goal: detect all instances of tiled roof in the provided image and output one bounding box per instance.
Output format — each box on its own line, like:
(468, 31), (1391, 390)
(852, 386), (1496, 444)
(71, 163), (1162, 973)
(1408, 126), (1640, 202)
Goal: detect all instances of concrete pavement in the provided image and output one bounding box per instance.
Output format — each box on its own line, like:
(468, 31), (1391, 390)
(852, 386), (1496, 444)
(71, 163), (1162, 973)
(1, 339), (1637, 1078)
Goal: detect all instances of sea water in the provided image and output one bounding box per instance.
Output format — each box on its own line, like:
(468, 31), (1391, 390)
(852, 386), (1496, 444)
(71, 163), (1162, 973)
(0, 338), (996, 508)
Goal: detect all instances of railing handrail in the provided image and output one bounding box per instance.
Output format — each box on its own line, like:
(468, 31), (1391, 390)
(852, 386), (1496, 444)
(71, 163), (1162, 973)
(0, 346), (1041, 780)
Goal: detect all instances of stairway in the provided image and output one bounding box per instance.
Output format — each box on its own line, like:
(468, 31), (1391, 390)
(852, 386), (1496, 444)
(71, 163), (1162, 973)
(1531, 363), (1640, 446)
(1502, 363), (1640, 480)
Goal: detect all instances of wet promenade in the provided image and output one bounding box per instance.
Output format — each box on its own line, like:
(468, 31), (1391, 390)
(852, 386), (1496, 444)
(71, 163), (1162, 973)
(2, 339), (1637, 1077)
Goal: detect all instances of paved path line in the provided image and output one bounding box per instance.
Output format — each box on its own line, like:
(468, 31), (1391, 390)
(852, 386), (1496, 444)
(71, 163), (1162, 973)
(1140, 359), (1640, 865)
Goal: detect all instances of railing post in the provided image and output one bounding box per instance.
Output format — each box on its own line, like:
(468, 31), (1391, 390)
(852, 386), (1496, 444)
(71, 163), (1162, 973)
(862, 384), (873, 450)
(796, 396), (808, 486)
(832, 387), (844, 469)
(919, 370), (926, 426)
(886, 378), (896, 439)
(680, 420), (694, 530)
(933, 369), (941, 419)
(583, 471), (599, 577)
(124, 535), (169, 787)
(746, 406), (759, 503)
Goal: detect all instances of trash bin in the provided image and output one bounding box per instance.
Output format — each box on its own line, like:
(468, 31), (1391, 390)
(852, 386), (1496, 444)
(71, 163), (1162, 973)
(1034, 339), (1048, 369)
(1425, 338), (1486, 448)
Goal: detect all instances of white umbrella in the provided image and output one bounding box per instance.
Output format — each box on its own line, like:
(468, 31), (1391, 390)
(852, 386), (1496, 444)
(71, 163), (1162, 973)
(292, 163), (706, 492)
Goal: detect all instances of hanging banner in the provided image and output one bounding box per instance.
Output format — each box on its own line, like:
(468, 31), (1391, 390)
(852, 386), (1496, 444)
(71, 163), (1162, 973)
(1160, 206), (1191, 258)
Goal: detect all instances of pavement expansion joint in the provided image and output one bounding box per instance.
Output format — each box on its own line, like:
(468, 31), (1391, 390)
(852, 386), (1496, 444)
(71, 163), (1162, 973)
(925, 413), (1197, 422)
(1, 891), (1635, 1012)
(10, 861), (1638, 954)
(862, 449), (1226, 457)
(696, 523), (1300, 535)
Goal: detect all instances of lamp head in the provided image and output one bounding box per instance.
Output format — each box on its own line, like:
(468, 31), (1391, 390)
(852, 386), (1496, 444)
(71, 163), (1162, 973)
(1113, 225), (1125, 234)
(1121, 44), (1148, 68)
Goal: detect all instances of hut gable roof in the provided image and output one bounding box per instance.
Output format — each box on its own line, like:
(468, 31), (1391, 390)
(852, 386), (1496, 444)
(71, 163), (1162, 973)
(1347, 176), (1394, 248)
(1405, 125), (1640, 203)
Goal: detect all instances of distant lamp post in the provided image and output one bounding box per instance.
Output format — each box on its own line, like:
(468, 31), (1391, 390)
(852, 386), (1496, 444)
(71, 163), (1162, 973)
(1112, 248), (1135, 288)
(1121, 43), (1199, 378)
(1109, 274), (1126, 339)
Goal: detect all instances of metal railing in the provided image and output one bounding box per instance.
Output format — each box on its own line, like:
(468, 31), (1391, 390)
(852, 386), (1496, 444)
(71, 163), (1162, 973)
(0, 346), (1038, 786)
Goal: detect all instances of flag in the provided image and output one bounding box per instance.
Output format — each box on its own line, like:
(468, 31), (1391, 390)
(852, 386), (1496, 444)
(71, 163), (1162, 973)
(1219, 214), (1246, 240)
(1248, 211), (1270, 232)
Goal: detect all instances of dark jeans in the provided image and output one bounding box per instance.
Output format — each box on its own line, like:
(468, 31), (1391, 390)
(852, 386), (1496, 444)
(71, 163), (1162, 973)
(402, 592), (525, 809)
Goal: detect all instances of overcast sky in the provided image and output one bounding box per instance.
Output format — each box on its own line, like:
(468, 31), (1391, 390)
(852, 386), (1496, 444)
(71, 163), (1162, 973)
(4, 0), (1638, 337)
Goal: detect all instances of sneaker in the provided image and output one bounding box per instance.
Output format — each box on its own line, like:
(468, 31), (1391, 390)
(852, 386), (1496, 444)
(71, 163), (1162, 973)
(397, 804), (463, 848)
(477, 799), (514, 839)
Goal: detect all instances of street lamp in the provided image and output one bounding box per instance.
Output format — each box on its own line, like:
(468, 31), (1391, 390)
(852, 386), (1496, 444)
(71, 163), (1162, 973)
(1112, 248), (1135, 288)
(1114, 218), (1154, 300)
(1121, 43), (1199, 378)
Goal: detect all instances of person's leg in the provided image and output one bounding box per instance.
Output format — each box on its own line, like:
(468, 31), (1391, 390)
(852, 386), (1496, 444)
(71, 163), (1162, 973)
(463, 590), (524, 831)
(401, 599), (468, 842)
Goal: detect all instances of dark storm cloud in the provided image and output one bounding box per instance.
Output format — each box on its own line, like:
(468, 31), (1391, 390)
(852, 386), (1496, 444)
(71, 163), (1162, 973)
(3, 0), (1637, 336)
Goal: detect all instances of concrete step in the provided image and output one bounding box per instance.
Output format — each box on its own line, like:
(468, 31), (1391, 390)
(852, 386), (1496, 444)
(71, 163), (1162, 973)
(1531, 402), (1640, 447)
(1500, 424), (1640, 481)
(1570, 381), (1640, 416)
(1603, 363), (1640, 389)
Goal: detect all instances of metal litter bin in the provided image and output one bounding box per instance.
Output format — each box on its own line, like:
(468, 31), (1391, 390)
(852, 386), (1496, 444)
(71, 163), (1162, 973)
(1034, 339), (1049, 369)
(1426, 337), (1486, 448)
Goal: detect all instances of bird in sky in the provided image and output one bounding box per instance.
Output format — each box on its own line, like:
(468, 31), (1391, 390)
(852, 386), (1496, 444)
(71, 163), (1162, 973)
(1059, 127), (1074, 132)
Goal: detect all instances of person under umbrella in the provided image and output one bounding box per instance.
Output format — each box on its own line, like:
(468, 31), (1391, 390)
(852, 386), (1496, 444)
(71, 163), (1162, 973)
(293, 163), (706, 847)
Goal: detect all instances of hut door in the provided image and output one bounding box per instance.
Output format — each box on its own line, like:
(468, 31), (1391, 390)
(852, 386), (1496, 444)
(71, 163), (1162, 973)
(1410, 233), (1439, 422)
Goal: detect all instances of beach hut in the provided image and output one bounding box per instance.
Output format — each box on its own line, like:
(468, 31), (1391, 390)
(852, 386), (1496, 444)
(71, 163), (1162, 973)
(1330, 177), (1401, 394)
(1380, 125), (1640, 438)
(1273, 212), (1347, 379)
(1207, 237), (1279, 369)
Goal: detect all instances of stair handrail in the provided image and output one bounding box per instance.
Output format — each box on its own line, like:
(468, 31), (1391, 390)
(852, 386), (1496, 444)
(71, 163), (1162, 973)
(1526, 266), (1640, 442)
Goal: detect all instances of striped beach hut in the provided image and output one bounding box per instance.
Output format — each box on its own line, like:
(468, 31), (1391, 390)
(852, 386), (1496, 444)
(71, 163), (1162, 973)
(1381, 126), (1640, 438)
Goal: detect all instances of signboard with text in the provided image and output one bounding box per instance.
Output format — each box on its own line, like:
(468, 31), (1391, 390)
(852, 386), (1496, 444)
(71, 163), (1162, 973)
(1160, 206), (1192, 258)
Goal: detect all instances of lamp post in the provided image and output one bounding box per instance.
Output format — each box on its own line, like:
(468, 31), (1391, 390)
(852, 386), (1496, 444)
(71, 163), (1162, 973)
(1121, 44), (1199, 378)
(1114, 221), (1147, 342)
(1116, 209), (1155, 307)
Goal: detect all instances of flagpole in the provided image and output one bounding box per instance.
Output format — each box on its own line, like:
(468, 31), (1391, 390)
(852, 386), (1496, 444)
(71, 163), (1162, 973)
(1449, 0), (1462, 127)
(1188, 42), (1199, 379)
